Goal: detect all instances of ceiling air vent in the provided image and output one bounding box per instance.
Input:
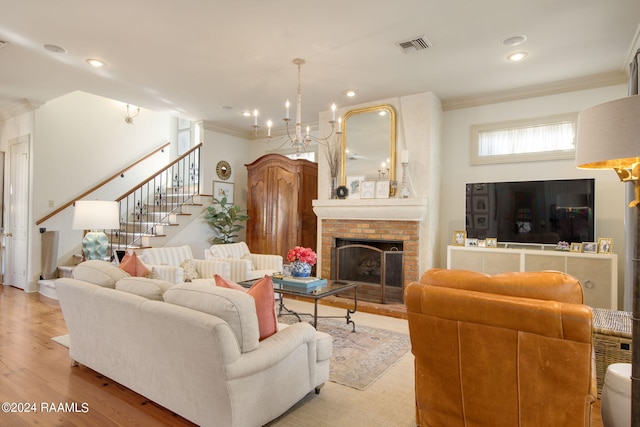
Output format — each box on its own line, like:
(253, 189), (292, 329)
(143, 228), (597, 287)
(397, 36), (432, 54)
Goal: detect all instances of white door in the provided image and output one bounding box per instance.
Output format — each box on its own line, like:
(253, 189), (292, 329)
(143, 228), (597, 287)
(6, 136), (30, 289)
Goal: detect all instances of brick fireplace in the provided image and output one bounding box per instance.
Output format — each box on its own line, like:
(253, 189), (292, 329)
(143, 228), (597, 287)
(313, 198), (429, 304)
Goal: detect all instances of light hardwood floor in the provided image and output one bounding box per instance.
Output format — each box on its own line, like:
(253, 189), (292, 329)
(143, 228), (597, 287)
(0, 285), (603, 426)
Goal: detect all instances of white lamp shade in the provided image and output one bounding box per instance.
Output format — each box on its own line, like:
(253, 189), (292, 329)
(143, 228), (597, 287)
(556, 193), (589, 210)
(73, 200), (120, 230)
(576, 94), (640, 169)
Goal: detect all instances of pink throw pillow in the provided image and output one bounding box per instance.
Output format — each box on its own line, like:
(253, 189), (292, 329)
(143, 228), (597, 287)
(214, 274), (247, 291)
(215, 274), (277, 341)
(119, 252), (151, 277)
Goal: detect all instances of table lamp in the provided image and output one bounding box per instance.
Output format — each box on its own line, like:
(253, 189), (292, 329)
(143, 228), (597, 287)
(575, 94), (640, 423)
(72, 200), (120, 261)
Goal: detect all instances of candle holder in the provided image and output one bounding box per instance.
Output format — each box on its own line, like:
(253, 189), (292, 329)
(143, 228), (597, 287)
(399, 161), (411, 198)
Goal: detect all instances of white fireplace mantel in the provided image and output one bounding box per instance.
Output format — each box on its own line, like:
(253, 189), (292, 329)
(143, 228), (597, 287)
(312, 198), (429, 221)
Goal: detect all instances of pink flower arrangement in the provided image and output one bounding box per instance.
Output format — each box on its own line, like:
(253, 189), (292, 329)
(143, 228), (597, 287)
(287, 246), (317, 266)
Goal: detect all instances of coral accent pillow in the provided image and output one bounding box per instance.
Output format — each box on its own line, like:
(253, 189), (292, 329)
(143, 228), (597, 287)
(247, 276), (278, 340)
(119, 252), (151, 277)
(214, 274), (277, 340)
(214, 274), (247, 291)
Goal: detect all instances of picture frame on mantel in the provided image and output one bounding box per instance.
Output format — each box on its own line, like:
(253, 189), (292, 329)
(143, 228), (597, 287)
(346, 176), (365, 199)
(360, 181), (376, 199)
(375, 181), (390, 199)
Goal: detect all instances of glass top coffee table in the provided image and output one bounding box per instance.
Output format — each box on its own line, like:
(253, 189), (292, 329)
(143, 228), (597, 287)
(240, 278), (358, 332)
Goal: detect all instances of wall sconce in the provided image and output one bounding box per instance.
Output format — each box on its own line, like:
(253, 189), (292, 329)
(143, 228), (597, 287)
(125, 104), (140, 124)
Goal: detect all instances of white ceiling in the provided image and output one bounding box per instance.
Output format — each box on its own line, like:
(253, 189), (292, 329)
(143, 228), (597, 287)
(1, 0), (639, 137)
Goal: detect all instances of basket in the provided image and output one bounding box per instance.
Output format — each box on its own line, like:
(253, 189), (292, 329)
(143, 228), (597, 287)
(592, 308), (632, 397)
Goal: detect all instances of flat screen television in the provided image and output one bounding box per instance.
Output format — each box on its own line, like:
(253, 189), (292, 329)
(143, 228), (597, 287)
(465, 178), (595, 244)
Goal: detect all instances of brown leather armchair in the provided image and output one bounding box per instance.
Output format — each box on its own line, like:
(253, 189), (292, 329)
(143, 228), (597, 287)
(405, 269), (595, 427)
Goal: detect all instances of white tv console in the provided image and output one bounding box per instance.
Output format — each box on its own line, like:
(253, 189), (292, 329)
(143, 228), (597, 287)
(447, 245), (618, 310)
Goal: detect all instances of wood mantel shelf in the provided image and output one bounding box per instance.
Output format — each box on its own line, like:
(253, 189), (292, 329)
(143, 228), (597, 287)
(312, 198), (428, 221)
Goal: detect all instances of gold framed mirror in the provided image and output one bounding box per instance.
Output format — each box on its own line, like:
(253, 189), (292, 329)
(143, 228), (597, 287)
(340, 104), (396, 188)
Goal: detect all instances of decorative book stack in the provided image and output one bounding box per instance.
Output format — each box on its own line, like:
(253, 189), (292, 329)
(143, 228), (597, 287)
(273, 276), (327, 290)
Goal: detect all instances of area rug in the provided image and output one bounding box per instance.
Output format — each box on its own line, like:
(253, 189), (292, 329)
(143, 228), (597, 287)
(280, 316), (410, 390)
(51, 318), (410, 391)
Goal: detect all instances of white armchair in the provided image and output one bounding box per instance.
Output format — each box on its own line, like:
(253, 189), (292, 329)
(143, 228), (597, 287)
(137, 245), (231, 284)
(204, 241), (283, 283)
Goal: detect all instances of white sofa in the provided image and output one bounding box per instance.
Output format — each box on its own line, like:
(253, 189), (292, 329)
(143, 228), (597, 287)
(137, 245), (231, 283)
(55, 260), (332, 427)
(205, 242), (283, 283)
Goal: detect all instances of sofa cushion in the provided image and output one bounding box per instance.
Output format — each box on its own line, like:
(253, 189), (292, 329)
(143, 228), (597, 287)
(214, 274), (277, 341)
(116, 277), (173, 300)
(119, 252), (151, 277)
(73, 260), (130, 288)
(163, 283), (260, 353)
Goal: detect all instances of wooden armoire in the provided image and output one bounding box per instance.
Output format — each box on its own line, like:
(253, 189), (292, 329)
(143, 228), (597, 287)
(245, 154), (318, 261)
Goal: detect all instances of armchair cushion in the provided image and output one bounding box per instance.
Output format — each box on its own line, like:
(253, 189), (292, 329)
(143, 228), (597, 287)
(138, 245), (194, 267)
(138, 246), (231, 283)
(206, 242), (283, 282)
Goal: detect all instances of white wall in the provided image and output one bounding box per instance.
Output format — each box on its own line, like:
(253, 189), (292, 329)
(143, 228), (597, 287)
(166, 124), (253, 256)
(439, 84), (629, 308)
(31, 91), (173, 290)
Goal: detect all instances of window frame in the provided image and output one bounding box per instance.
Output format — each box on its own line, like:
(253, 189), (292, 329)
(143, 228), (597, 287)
(469, 113), (578, 165)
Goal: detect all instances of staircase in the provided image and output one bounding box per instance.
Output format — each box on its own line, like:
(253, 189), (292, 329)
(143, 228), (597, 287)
(38, 144), (206, 300)
(110, 145), (202, 251)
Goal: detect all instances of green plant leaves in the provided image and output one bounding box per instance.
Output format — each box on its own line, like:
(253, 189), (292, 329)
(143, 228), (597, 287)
(204, 197), (250, 244)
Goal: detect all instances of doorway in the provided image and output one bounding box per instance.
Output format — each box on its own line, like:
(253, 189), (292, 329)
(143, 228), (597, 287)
(6, 135), (29, 289)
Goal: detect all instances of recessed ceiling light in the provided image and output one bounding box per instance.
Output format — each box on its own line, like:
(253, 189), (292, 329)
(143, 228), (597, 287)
(44, 44), (66, 53)
(221, 105), (233, 110)
(503, 35), (527, 46)
(86, 58), (106, 68)
(507, 52), (528, 62)
(242, 111), (252, 117)
(343, 89), (358, 97)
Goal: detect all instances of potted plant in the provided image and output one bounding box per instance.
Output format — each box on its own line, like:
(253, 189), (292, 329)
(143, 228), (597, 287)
(204, 197), (250, 244)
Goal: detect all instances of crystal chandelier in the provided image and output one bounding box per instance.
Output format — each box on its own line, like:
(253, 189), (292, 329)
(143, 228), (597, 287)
(252, 58), (341, 152)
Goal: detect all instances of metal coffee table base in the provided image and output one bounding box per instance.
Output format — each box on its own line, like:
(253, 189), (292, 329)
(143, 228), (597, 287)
(276, 282), (358, 332)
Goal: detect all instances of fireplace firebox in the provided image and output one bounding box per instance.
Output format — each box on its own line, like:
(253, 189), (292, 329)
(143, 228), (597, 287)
(332, 238), (404, 303)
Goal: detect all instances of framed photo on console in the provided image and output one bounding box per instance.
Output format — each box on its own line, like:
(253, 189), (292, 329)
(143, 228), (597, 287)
(598, 237), (613, 254)
(570, 242), (583, 253)
(453, 230), (466, 246)
(582, 242), (597, 253)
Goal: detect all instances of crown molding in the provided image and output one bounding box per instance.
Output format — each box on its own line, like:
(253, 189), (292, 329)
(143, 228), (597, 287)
(441, 71), (628, 111)
(0, 99), (36, 121)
